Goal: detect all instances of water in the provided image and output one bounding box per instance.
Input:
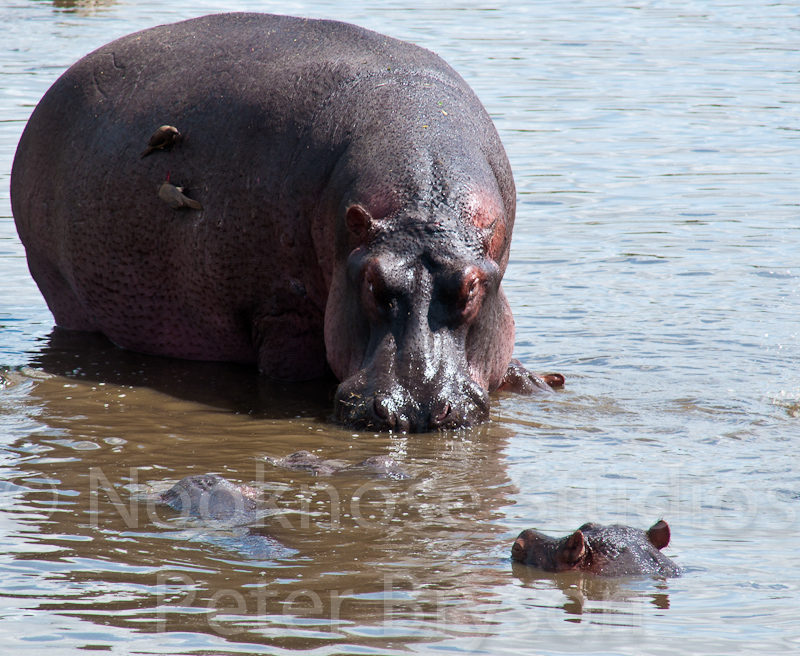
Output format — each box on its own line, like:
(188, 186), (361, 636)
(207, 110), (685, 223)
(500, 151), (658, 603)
(1, 0), (799, 653)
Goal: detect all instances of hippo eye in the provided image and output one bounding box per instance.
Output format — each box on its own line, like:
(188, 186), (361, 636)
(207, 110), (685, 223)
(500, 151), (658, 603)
(460, 267), (487, 322)
(361, 261), (391, 320)
(467, 278), (480, 299)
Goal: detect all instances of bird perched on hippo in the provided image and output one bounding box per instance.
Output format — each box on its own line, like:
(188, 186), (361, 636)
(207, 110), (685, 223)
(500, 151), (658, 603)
(141, 125), (181, 158)
(11, 12), (562, 432)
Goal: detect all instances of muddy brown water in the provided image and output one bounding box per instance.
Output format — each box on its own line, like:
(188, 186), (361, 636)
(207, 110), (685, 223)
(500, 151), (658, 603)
(1, 1), (799, 654)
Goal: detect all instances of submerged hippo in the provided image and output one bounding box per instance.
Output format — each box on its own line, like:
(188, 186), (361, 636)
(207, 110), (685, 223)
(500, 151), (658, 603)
(266, 450), (410, 478)
(11, 13), (562, 432)
(511, 520), (681, 577)
(157, 474), (294, 560)
(159, 474), (261, 522)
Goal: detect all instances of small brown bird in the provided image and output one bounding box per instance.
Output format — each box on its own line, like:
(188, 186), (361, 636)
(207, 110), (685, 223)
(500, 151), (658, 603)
(159, 182), (202, 210)
(141, 125), (180, 157)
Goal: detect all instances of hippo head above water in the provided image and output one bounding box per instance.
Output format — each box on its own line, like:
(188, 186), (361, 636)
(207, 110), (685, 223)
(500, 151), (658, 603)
(327, 200), (516, 431)
(10, 13), (560, 432)
(511, 520), (681, 578)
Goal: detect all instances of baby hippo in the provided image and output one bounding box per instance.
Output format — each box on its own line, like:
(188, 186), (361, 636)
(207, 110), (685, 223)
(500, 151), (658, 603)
(511, 520), (681, 577)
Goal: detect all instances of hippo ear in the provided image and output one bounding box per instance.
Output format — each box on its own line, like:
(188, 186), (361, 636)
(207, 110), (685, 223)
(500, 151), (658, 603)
(647, 520), (671, 550)
(345, 204), (373, 244)
(511, 537), (527, 562)
(557, 530), (585, 566)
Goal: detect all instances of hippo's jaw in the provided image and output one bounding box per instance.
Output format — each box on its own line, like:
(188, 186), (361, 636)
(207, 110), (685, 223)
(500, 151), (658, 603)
(333, 330), (490, 432)
(334, 377), (489, 432)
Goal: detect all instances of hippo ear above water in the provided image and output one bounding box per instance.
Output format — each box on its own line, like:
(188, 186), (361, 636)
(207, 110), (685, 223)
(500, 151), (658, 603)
(557, 529), (586, 567)
(345, 204), (374, 245)
(647, 520), (671, 550)
(510, 536), (527, 562)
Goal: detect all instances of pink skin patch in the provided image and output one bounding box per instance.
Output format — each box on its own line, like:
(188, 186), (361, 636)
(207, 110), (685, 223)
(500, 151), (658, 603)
(465, 193), (506, 261)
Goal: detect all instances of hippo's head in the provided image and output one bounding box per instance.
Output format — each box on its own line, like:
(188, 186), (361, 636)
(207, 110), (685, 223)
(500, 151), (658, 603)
(324, 197), (515, 432)
(511, 521), (680, 577)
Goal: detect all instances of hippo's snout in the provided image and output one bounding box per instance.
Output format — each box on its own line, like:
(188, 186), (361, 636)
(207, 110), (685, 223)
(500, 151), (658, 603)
(334, 373), (489, 432)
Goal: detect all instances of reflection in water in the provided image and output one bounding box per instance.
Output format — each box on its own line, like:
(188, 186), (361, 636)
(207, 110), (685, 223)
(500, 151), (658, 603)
(41, 0), (116, 14)
(33, 328), (337, 421)
(511, 562), (672, 621)
(3, 336), (524, 648)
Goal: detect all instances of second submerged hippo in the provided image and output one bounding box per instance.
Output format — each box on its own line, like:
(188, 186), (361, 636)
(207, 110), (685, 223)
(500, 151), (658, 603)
(511, 520), (681, 577)
(265, 451), (410, 479)
(11, 12), (562, 433)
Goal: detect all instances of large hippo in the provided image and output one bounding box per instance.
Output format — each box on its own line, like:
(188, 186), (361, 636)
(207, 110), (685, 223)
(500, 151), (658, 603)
(11, 13), (561, 432)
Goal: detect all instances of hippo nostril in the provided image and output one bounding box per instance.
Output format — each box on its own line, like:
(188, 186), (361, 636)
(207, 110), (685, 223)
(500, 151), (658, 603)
(372, 397), (412, 432)
(430, 401), (452, 428)
(372, 396), (396, 429)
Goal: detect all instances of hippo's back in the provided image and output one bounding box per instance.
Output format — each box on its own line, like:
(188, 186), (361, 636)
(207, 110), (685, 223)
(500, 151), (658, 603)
(10, 13), (489, 371)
